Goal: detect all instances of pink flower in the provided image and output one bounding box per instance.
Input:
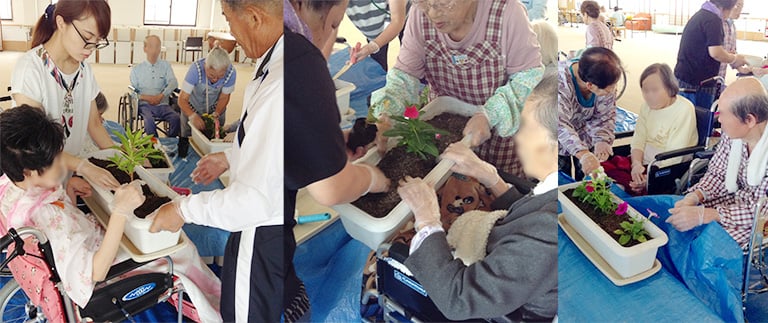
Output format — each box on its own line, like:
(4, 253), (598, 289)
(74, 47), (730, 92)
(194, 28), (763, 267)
(404, 106), (419, 119)
(585, 184), (594, 193)
(615, 202), (629, 215)
(646, 208), (659, 219)
(435, 133), (442, 139)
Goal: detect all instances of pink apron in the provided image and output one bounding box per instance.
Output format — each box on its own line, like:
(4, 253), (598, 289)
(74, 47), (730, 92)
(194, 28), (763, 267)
(421, 0), (524, 177)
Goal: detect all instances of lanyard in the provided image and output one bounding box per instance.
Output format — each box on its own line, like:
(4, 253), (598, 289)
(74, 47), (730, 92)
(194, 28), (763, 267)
(38, 47), (82, 137)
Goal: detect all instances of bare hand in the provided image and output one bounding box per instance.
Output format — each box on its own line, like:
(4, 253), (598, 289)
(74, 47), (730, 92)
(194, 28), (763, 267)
(630, 163), (646, 185)
(463, 112), (491, 147)
(397, 176), (441, 230)
(190, 114), (206, 131)
(148, 201), (185, 233)
(191, 152), (229, 185)
(67, 176), (92, 198)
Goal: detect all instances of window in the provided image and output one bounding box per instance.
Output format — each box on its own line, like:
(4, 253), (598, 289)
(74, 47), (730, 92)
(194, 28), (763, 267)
(144, 0), (197, 26)
(0, 0), (11, 20)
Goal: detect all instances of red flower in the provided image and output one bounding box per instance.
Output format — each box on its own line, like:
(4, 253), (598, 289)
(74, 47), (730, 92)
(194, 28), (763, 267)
(435, 133), (442, 139)
(150, 136), (158, 144)
(585, 184), (594, 193)
(404, 106), (419, 119)
(615, 202), (629, 215)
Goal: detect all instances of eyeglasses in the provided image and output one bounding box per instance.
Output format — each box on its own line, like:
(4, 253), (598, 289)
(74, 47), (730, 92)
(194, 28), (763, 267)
(71, 22), (110, 50)
(412, 0), (456, 14)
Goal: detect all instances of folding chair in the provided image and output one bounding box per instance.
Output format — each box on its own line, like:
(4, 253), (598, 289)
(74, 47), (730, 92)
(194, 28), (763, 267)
(182, 37), (204, 64)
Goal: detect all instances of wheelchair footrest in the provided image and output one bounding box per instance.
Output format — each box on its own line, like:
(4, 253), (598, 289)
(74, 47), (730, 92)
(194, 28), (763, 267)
(80, 272), (172, 322)
(377, 258), (451, 322)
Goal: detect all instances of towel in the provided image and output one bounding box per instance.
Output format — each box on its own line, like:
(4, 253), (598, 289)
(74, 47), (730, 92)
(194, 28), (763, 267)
(726, 127), (768, 192)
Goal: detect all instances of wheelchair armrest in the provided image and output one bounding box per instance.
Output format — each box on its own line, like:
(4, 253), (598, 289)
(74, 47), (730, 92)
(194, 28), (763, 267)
(694, 150), (715, 160)
(653, 146), (705, 162)
(615, 131), (633, 139)
(388, 242), (410, 264)
(103, 258), (152, 282)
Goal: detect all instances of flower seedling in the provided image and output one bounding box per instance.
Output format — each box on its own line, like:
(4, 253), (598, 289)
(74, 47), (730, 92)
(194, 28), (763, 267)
(572, 167), (650, 246)
(109, 129), (164, 181)
(201, 113), (226, 140)
(382, 105), (449, 159)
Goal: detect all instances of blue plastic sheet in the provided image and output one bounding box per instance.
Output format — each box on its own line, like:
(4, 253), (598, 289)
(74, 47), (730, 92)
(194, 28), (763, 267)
(615, 106), (638, 134)
(294, 220), (371, 322)
(328, 47), (388, 121)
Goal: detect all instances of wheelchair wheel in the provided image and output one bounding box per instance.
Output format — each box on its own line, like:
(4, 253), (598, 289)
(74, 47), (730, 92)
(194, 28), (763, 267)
(0, 279), (45, 323)
(675, 159), (710, 195)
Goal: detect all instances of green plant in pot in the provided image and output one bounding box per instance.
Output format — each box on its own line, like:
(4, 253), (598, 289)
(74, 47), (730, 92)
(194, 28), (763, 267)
(571, 167), (651, 246)
(201, 113), (226, 140)
(108, 129), (165, 181)
(382, 105), (449, 160)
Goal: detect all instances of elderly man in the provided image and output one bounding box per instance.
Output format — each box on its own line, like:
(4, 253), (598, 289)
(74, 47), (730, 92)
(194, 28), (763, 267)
(129, 35), (180, 137)
(148, 0), (283, 322)
(396, 72), (558, 321)
(669, 77), (768, 248)
(177, 47), (237, 157)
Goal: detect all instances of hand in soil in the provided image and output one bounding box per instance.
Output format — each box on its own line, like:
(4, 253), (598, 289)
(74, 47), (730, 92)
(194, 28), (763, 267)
(442, 143), (499, 187)
(149, 201), (185, 233)
(80, 160), (120, 190)
(361, 164), (391, 194)
(397, 176), (441, 230)
(463, 112), (491, 147)
(192, 152), (229, 185)
(190, 114), (206, 131)
(112, 181), (146, 218)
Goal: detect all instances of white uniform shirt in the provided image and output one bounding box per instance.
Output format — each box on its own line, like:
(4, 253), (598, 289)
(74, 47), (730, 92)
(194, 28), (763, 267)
(11, 45), (100, 156)
(179, 36), (284, 231)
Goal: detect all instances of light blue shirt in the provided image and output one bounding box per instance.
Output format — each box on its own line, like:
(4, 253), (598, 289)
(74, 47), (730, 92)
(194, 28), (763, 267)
(129, 59), (178, 106)
(521, 0), (547, 21)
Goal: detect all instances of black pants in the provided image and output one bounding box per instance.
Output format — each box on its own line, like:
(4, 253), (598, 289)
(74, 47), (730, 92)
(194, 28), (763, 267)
(559, 155), (585, 181)
(220, 225), (284, 322)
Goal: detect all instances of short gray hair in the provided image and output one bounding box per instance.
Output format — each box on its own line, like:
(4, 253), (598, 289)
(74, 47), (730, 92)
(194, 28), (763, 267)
(530, 20), (558, 68)
(526, 71), (558, 146)
(731, 94), (768, 124)
(221, 0), (281, 13)
(205, 47), (232, 71)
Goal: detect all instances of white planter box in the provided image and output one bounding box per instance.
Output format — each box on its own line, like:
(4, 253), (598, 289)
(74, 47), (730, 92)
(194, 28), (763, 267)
(332, 96), (478, 249)
(188, 120), (231, 155)
(558, 182), (668, 278)
(144, 143), (175, 184)
(335, 79), (356, 128)
(85, 149), (182, 254)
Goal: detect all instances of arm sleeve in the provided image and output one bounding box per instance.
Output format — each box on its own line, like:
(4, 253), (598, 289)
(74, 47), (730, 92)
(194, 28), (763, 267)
(222, 67), (236, 94)
(404, 212), (557, 320)
(483, 67), (544, 137)
(10, 55), (44, 103)
(585, 24), (599, 48)
(179, 68), (284, 231)
(703, 16), (725, 47)
(392, 5), (426, 79)
(181, 63), (199, 94)
(163, 62), (178, 96)
(369, 67), (422, 118)
(690, 136), (731, 201)
(558, 79), (590, 156)
(630, 106), (648, 151)
(586, 94), (617, 146)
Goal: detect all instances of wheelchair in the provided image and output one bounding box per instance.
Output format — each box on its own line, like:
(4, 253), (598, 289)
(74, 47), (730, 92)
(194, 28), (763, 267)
(743, 197), (768, 316)
(0, 227), (187, 323)
(118, 86), (181, 137)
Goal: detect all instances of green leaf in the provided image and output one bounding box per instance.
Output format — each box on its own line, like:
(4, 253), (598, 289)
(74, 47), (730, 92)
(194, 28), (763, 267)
(636, 235), (648, 243)
(620, 222), (632, 230)
(613, 229), (625, 235)
(618, 234), (630, 246)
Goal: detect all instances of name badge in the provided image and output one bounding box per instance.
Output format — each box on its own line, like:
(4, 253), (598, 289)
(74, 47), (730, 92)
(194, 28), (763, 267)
(452, 54), (469, 65)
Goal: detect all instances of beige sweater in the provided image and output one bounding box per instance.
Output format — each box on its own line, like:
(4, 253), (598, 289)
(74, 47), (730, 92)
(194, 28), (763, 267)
(631, 95), (699, 166)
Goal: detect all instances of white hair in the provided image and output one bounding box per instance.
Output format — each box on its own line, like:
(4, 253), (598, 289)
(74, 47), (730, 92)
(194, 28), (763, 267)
(205, 47), (231, 71)
(530, 20), (558, 68)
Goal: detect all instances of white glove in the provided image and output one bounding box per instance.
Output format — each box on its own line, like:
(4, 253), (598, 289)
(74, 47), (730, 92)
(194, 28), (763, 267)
(578, 152), (601, 177)
(397, 177), (441, 231)
(111, 181), (146, 218)
(77, 159), (120, 189)
(674, 192), (701, 208)
(594, 142), (613, 162)
(463, 111), (492, 147)
(441, 143), (499, 187)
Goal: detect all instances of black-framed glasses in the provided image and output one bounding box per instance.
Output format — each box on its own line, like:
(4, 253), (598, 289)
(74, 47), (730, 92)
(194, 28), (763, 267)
(71, 22), (110, 50)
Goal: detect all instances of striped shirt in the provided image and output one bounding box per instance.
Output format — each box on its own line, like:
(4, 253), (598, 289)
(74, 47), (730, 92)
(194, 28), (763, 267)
(346, 0), (391, 40)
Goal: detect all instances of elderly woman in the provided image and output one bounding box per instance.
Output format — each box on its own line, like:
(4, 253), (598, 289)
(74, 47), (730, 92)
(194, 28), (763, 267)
(396, 73), (558, 321)
(675, 0), (748, 109)
(669, 77), (768, 248)
(370, 0), (544, 178)
(581, 0), (612, 49)
(604, 63), (698, 195)
(558, 46), (622, 179)
(177, 47), (237, 157)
